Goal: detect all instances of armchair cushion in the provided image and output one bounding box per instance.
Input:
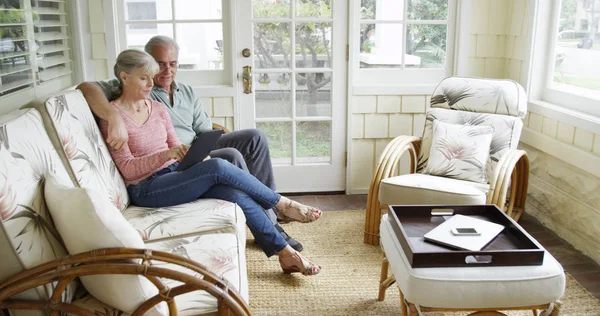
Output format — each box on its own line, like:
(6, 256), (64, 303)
(430, 77), (527, 118)
(44, 176), (167, 316)
(424, 120), (494, 184)
(379, 173), (488, 206)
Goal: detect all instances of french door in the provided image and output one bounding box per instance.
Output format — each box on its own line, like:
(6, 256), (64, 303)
(234, 0), (348, 193)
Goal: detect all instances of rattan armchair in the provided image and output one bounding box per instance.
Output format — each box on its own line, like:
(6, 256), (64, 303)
(0, 248), (251, 316)
(364, 77), (530, 246)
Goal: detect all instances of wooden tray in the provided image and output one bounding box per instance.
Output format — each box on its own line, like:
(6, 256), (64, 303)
(387, 205), (545, 268)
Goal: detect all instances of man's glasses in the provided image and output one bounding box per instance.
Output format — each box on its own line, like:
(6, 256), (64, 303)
(157, 61), (178, 71)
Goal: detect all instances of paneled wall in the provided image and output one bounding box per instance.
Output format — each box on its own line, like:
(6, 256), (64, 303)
(521, 113), (600, 262)
(349, 95), (429, 192)
(467, 0), (530, 82)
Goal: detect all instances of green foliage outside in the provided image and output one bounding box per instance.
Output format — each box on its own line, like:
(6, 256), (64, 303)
(258, 121), (331, 159)
(0, 5), (25, 39)
(554, 72), (600, 91)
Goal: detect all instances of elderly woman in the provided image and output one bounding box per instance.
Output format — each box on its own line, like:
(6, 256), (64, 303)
(98, 49), (321, 276)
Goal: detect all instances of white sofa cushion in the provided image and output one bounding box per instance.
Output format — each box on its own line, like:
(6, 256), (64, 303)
(379, 173), (488, 206)
(0, 109), (76, 315)
(424, 120), (494, 184)
(125, 199), (245, 242)
(44, 176), (167, 315)
(71, 233), (248, 315)
(380, 213), (566, 308)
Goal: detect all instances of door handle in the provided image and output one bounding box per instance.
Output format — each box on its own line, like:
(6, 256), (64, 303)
(242, 66), (252, 94)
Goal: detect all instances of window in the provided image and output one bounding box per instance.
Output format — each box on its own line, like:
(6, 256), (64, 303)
(535, 0), (600, 117)
(117, 0), (229, 84)
(352, 0), (456, 85)
(0, 0), (72, 101)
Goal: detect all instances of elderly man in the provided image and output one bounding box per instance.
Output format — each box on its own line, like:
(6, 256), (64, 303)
(77, 35), (303, 252)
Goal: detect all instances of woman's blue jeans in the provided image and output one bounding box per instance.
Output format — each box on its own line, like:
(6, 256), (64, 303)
(127, 158), (287, 257)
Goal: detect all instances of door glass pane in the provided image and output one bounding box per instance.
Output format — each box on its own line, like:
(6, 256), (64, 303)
(175, 0), (222, 19)
(256, 72), (292, 118)
(253, 0), (290, 18)
(359, 23), (404, 68)
(176, 23), (223, 70)
(407, 0), (448, 20)
(125, 0), (172, 21)
(254, 23), (291, 69)
(295, 0), (331, 18)
(125, 24), (174, 50)
(296, 72), (331, 117)
(297, 121), (331, 163)
(295, 23), (332, 68)
(361, 0), (403, 20)
(405, 24), (446, 68)
(257, 121), (292, 165)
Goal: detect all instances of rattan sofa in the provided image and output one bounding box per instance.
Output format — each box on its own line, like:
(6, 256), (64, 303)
(0, 89), (251, 315)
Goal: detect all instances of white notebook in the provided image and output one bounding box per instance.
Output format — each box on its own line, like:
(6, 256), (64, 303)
(423, 214), (505, 251)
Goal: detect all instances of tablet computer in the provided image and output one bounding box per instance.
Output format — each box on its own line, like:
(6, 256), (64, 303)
(176, 129), (224, 171)
(423, 214), (505, 251)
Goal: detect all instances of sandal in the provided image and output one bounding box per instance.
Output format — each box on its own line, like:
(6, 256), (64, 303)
(277, 200), (322, 223)
(279, 251), (321, 276)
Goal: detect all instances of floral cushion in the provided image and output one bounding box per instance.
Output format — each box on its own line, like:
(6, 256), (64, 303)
(0, 109), (77, 314)
(71, 233), (248, 315)
(125, 198), (245, 242)
(430, 77), (527, 118)
(423, 120), (494, 184)
(417, 108), (523, 184)
(43, 90), (130, 211)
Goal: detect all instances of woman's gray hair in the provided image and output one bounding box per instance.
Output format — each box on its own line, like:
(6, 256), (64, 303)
(145, 35), (179, 55)
(114, 49), (159, 79)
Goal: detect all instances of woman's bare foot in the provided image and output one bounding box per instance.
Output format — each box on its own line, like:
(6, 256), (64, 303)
(278, 246), (321, 276)
(275, 197), (322, 223)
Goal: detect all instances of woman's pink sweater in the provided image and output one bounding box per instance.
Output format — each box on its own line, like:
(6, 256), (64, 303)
(99, 100), (181, 186)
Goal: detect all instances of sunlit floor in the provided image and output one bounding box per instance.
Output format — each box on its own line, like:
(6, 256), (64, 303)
(286, 193), (600, 300)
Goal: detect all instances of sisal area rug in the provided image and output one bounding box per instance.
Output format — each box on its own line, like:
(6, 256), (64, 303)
(245, 210), (600, 316)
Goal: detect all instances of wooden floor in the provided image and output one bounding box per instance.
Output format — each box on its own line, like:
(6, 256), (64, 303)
(287, 194), (600, 300)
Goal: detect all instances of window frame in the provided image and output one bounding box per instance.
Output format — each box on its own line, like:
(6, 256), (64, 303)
(349, 0), (457, 87)
(528, 0), (600, 119)
(108, 0), (232, 86)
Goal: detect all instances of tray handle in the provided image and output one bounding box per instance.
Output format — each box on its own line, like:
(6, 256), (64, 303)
(465, 255), (493, 264)
(431, 208), (455, 216)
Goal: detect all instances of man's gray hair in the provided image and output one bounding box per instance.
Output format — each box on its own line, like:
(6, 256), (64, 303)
(145, 35), (180, 55)
(114, 49), (159, 79)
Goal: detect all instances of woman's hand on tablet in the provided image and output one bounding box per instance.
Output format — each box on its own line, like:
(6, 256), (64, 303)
(166, 145), (189, 161)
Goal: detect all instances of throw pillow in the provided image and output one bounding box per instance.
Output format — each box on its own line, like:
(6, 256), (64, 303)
(423, 120), (494, 184)
(44, 175), (167, 315)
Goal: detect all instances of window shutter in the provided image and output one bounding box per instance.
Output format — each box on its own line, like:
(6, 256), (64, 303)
(32, 0), (72, 83)
(0, 3), (35, 96)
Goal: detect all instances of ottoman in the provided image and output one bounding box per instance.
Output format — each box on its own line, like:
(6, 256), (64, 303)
(378, 213), (566, 315)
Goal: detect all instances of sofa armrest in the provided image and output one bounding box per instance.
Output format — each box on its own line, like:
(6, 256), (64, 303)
(213, 122), (230, 133)
(0, 248), (251, 316)
(487, 149), (530, 221)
